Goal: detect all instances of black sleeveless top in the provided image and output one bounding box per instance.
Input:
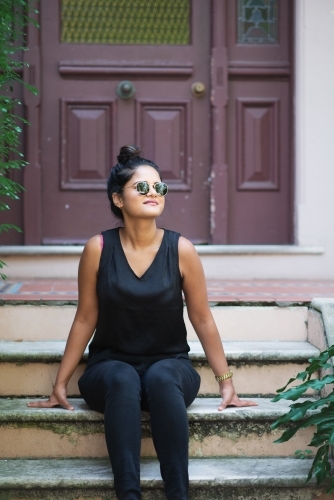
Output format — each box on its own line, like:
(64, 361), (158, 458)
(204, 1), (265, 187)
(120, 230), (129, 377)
(87, 228), (190, 372)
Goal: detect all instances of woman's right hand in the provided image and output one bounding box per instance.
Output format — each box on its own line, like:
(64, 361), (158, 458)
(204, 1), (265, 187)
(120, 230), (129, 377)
(27, 384), (74, 411)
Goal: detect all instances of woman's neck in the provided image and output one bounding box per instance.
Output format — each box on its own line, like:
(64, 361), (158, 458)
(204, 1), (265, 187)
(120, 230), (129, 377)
(119, 220), (162, 251)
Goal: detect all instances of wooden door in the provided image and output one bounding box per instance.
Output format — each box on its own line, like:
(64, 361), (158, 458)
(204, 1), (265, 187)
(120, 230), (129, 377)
(211, 0), (293, 244)
(40, 0), (211, 244)
(228, 0), (293, 244)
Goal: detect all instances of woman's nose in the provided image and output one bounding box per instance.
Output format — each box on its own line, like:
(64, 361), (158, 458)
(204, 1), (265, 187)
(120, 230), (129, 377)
(147, 185), (158, 196)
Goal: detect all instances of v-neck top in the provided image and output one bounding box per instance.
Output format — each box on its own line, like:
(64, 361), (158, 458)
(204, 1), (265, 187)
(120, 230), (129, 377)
(87, 228), (190, 372)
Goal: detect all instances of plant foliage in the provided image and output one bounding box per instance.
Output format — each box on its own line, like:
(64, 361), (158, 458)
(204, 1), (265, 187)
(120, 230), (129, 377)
(0, 0), (38, 279)
(272, 345), (334, 493)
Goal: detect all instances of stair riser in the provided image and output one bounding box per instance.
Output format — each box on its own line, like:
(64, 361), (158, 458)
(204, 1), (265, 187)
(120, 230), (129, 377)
(0, 305), (308, 342)
(1, 487), (333, 500)
(0, 423), (314, 459)
(3, 488), (334, 500)
(0, 361), (313, 397)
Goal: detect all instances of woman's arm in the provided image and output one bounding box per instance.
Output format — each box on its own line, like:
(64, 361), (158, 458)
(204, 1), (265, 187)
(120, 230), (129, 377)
(179, 237), (257, 411)
(28, 235), (102, 411)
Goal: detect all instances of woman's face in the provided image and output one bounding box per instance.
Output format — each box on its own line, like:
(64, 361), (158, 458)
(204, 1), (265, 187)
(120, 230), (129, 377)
(113, 165), (165, 220)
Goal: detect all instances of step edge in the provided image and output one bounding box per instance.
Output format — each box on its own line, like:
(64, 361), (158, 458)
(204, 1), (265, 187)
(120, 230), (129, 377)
(0, 397), (317, 423)
(0, 341), (320, 363)
(0, 457), (326, 489)
(0, 245), (325, 256)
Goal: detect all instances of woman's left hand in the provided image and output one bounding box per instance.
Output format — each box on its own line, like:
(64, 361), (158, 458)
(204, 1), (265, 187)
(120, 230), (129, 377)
(218, 379), (258, 411)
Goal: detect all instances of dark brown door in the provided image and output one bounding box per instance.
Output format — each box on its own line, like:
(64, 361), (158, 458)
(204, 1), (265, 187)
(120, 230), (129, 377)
(40, 0), (211, 244)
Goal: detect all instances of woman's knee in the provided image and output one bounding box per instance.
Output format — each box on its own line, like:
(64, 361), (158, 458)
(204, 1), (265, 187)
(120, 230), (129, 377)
(145, 359), (179, 389)
(80, 361), (140, 398)
(105, 362), (140, 394)
(144, 359), (200, 407)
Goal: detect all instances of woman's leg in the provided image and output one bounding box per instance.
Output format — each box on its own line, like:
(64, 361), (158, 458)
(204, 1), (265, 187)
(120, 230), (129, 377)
(79, 360), (142, 500)
(142, 358), (201, 500)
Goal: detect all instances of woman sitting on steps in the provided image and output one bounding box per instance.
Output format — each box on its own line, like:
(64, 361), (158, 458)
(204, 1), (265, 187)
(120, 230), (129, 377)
(28, 145), (257, 500)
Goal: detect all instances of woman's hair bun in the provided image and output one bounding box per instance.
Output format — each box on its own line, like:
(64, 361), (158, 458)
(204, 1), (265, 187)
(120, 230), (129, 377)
(107, 145), (160, 220)
(117, 145), (141, 164)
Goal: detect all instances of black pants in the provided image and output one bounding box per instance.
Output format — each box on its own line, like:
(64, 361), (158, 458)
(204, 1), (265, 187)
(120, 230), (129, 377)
(78, 358), (201, 500)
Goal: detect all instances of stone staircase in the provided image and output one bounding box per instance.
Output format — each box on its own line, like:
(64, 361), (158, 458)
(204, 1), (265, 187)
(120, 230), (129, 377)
(0, 301), (333, 499)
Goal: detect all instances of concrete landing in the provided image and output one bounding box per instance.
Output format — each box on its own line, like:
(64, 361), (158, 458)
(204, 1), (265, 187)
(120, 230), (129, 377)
(1, 278), (334, 302)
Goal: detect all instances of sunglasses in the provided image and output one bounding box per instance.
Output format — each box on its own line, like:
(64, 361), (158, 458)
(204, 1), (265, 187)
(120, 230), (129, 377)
(123, 181), (168, 197)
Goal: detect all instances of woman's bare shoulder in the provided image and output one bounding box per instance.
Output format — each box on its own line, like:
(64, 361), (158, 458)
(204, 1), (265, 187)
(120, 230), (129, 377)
(178, 236), (197, 257)
(179, 236), (197, 255)
(79, 235), (102, 270)
(178, 236), (202, 277)
(85, 234), (102, 251)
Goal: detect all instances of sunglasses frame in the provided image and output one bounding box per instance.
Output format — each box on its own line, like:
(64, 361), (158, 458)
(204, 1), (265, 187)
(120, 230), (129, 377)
(123, 181), (168, 197)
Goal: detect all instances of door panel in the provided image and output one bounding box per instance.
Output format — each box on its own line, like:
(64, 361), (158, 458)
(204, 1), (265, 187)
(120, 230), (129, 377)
(226, 0), (293, 244)
(236, 97), (280, 191)
(228, 0), (290, 64)
(61, 99), (117, 190)
(40, 0), (210, 244)
(136, 99), (191, 190)
(228, 80), (290, 244)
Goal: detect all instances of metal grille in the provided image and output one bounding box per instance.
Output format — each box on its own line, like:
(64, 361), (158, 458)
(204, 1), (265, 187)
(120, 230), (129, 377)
(237, 0), (278, 44)
(61, 0), (190, 45)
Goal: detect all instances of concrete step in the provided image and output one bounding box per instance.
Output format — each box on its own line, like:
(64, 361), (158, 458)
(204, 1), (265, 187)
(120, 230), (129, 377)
(0, 457), (333, 500)
(0, 341), (319, 397)
(0, 303), (308, 342)
(0, 397), (315, 459)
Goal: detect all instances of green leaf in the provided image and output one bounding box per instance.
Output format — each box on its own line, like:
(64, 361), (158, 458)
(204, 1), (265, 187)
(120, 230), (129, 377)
(0, 201), (10, 211)
(273, 376), (334, 402)
(275, 376), (300, 394)
(297, 408), (334, 431)
(309, 432), (330, 448)
(274, 425), (300, 443)
(0, 223), (22, 234)
(0, 176), (25, 198)
(294, 449), (314, 459)
(306, 446), (329, 485)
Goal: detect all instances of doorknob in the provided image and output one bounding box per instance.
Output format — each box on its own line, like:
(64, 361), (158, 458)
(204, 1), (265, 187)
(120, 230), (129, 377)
(116, 80), (136, 99)
(191, 82), (206, 97)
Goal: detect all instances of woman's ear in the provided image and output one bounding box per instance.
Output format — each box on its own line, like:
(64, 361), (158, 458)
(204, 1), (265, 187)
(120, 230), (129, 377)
(112, 192), (123, 209)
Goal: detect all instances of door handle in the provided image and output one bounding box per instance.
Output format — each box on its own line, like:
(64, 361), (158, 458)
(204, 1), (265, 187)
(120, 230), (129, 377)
(191, 82), (206, 97)
(116, 80), (136, 99)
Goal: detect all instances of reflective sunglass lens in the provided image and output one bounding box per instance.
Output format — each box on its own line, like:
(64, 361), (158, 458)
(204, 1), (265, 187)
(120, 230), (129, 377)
(134, 181), (168, 196)
(136, 181), (150, 194)
(155, 182), (168, 196)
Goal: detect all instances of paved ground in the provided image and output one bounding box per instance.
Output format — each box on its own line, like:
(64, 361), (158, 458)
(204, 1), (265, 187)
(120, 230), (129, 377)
(1, 279), (334, 302)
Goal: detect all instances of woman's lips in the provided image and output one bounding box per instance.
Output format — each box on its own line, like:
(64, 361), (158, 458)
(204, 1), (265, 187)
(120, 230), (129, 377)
(144, 201), (158, 205)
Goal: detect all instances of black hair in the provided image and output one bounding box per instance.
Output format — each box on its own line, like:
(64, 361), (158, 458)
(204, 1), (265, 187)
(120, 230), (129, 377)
(107, 145), (161, 220)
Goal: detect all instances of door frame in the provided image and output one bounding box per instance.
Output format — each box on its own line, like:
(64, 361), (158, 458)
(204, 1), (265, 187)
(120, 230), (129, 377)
(210, 0), (229, 244)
